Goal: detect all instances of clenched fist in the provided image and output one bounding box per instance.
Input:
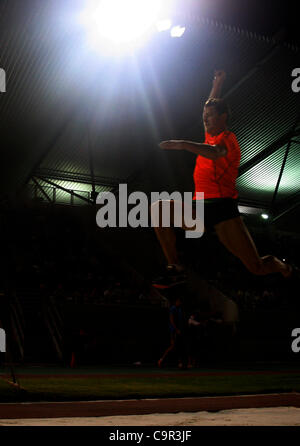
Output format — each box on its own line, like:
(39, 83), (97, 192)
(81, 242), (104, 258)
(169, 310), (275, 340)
(213, 69), (226, 83)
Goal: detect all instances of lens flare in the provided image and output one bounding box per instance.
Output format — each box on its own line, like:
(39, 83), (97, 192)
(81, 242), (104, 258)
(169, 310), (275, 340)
(79, 0), (168, 53)
(170, 25), (185, 38)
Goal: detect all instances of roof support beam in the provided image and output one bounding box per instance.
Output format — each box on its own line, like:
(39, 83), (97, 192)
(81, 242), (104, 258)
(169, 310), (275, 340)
(34, 176), (93, 204)
(270, 118), (300, 209)
(21, 111), (77, 193)
(31, 177), (53, 203)
(270, 130), (296, 209)
(35, 168), (120, 188)
(272, 199), (300, 223)
(88, 132), (97, 203)
(238, 127), (300, 177)
(224, 30), (286, 99)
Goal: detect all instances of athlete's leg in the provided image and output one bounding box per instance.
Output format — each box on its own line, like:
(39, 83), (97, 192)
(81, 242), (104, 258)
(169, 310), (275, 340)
(153, 225), (179, 265)
(158, 334), (176, 366)
(150, 200), (197, 267)
(214, 216), (291, 277)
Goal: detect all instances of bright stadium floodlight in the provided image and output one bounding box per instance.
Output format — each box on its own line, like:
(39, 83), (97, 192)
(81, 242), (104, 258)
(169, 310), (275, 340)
(261, 213), (269, 220)
(78, 0), (173, 54)
(156, 19), (172, 32)
(170, 25), (185, 38)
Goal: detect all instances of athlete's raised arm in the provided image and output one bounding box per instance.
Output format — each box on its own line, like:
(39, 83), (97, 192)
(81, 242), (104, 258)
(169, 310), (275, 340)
(158, 69), (229, 160)
(208, 69), (226, 100)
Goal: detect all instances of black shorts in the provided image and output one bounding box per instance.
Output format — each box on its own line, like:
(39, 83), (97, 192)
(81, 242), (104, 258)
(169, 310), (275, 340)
(192, 198), (240, 231)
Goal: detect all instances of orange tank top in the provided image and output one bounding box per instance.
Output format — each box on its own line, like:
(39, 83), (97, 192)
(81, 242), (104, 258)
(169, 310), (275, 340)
(193, 130), (241, 199)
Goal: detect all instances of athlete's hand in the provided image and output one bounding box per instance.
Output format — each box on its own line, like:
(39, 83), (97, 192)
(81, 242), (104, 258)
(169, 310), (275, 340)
(213, 69), (226, 84)
(159, 140), (183, 150)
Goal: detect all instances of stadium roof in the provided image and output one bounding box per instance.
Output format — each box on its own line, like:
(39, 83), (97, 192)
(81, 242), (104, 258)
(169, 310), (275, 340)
(0, 0), (299, 228)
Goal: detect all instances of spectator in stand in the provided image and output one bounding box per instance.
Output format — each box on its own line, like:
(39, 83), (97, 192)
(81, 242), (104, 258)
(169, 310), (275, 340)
(158, 297), (188, 369)
(70, 328), (89, 368)
(187, 312), (205, 368)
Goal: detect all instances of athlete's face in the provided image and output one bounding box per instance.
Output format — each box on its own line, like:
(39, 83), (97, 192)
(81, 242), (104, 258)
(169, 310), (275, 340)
(203, 106), (227, 135)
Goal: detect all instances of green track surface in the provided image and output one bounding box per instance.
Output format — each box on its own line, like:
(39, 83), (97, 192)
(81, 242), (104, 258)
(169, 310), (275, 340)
(1, 365), (300, 402)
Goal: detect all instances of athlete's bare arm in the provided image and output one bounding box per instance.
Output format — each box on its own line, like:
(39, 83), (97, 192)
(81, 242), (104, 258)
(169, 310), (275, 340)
(159, 140), (227, 160)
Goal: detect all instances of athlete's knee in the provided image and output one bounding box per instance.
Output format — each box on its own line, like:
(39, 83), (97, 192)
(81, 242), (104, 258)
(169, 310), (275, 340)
(244, 259), (264, 275)
(150, 200), (161, 225)
(150, 200), (177, 227)
(150, 200), (170, 213)
(150, 200), (159, 210)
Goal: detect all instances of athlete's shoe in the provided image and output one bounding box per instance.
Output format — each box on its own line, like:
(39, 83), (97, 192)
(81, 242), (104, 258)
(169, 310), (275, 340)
(152, 265), (187, 289)
(288, 264), (300, 281)
(282, 259), (300, 280)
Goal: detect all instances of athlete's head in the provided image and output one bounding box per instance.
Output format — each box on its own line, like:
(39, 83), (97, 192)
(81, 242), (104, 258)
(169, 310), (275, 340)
(203, 98), (230, 135)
